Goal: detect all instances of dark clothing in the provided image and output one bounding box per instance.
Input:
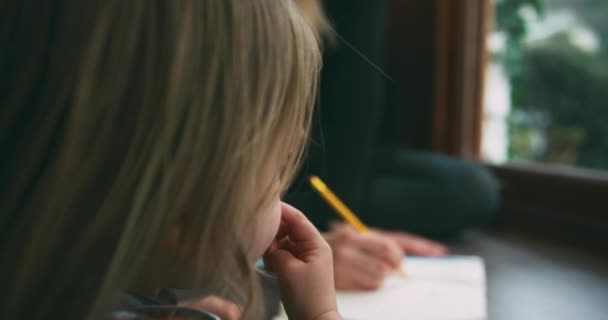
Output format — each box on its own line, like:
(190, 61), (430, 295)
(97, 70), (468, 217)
(287, 0), (387, 229)
(289, 146), (500, 237)
(362, 147), (499, 236)
(111, 291), (219, 320)
(119, 271), (282, 320)
(286, 0), (500, 237)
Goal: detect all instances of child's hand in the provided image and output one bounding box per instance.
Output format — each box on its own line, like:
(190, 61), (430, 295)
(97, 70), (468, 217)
(263, 202), (340, 320)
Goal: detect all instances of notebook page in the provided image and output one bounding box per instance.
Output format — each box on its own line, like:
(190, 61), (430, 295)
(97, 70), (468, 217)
(274, 256), (486, 320)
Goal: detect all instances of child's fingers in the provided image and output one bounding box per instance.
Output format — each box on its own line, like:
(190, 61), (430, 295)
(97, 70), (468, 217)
(263, 243), (298, 275)
(275, 220), (290, 240)
(265, 203), (332, 275)
(279, 202), (324, 245)
(262, 242), (277, 273)
(266, 223), (292, 257)
(267, 206), (338, 320)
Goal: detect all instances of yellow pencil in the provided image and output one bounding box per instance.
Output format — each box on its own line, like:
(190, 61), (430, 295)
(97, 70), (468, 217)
(308, 175), (407, 277)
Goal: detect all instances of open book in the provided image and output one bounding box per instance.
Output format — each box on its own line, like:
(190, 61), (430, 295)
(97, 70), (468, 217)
(275, 256), (486, 320)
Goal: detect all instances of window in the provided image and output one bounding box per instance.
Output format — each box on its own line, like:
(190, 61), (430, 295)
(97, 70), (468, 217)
(384, 0), (608, 238)
(483, 0), (608, 172)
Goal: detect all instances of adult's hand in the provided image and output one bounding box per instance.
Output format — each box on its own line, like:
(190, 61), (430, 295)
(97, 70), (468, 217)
(371, 227), (447, 257)
(323, 223), (403, 290)
(325, 222), (447, 291)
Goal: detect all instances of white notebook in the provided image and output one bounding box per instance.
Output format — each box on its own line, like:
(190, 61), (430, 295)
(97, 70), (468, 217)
(275, 256), (486, 320)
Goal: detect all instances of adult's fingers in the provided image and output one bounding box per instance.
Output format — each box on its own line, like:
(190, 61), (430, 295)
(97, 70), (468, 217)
(335, 245), (391, 276)
(347, 231), (404, 269)
(336, 267), (387, 291)
(379, 230), (448, 256)
(334, 246), (390, 290)
(334, 246), (390, 284)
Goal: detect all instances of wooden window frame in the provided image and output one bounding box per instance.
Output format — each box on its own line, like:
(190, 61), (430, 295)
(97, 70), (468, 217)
(491, 163), (608, 246)
(432, 0), (490, 158)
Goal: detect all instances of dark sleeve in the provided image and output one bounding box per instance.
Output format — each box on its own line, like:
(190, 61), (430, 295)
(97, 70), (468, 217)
(286, 0), (387, 230)
(113, 292), (220, 320)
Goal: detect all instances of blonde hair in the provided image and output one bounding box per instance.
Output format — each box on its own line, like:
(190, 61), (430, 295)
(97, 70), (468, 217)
(296, 0), (333, 38)
(0, 0), (321, 319)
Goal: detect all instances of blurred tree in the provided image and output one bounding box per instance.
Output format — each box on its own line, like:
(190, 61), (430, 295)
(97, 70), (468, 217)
(551, 0), (608, 56)
(494, 0), (608, 170)
(511, 33), (608, 169)
(495, 0), (544, 77)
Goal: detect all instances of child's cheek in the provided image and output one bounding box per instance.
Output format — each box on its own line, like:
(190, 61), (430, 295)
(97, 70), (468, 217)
(251, 199), (282, 259)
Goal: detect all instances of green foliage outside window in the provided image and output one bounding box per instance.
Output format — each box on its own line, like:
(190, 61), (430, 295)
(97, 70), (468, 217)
(495, 0), (608, 170)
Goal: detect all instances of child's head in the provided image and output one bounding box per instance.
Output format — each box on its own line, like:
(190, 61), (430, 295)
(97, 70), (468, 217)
(0, 0), (321, 319)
